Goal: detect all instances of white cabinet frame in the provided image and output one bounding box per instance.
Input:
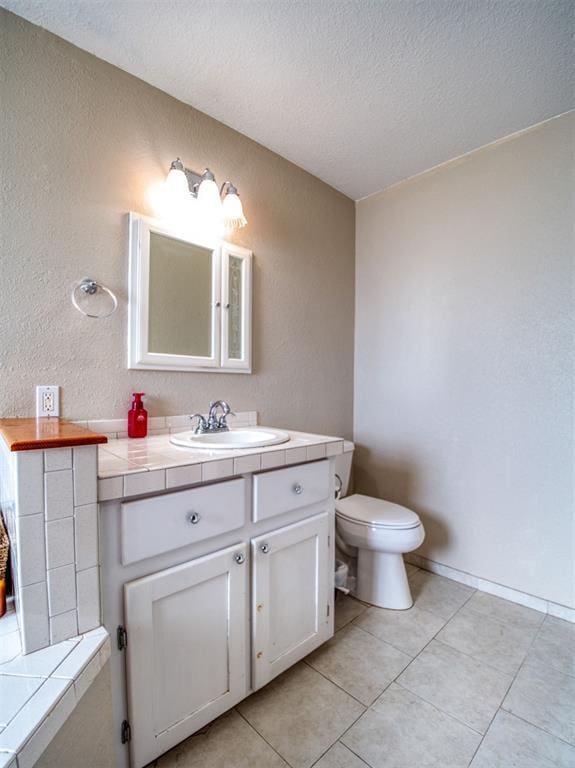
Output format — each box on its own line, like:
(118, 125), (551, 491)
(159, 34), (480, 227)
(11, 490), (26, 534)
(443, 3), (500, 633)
(221, 243), (252, 371)
(128, 213), (252, 372)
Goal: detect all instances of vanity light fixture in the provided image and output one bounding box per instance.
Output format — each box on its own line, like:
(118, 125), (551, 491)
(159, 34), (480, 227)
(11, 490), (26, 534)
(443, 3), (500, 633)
(220, 182), (248, 229)
(162, 158), (248, 230)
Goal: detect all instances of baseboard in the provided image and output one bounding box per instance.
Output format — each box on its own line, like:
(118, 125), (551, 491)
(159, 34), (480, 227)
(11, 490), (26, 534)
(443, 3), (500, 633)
(406, 553), (575, 624)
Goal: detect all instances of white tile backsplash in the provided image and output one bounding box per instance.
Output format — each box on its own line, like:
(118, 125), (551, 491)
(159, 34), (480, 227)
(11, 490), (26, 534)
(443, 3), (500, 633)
(76, 568), (100, 633)
(14, 451), (44, 516)
(123, 469), (165, 497)
(234, 453), (261, 474)
(201, 459), (234, 482)
(0, 677), (72, 756)
(72, 447), (97, 507)
(166, 464), (202, 489)
(16, 514), (46, 586)
(325, 441), (344, 457)
(44, 470), (73, 521)
(18, 583), (49, 654)
(0, 640), (78, 679)
(260, 450), (286, 470)
(86, 419), (125, 434)
(47, 565), (76, 618)
(15, 683), (76, 768)
(43, 449), (72, 473)
(73, 504), (98, 571)
(97, 476), (123, 501)
(307, 443), (327, 461)
(285, 446), (308, 465)
(0, 674), (44, 727)
(45, 518), (74, 571)
(49, 610), (78, 645)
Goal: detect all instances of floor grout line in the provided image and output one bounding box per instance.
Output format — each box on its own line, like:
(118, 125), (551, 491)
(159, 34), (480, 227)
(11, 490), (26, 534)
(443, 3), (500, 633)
(392, 679), (484, 736)
(496, 708), (575, 749)
(464, 600), (549, 766)
(302, 658), (370, 707)
(235, 706), (297, 767)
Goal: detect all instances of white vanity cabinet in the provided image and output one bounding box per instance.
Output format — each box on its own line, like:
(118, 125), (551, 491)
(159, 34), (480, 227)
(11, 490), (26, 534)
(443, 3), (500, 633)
(100, 457), (335, 768)
(252, 512), (331, 689)
(124, 543), (249, 768)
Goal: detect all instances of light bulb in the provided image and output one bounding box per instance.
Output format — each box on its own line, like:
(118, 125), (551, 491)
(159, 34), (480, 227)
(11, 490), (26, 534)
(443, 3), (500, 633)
(164, 158), (189, 199)
(222, 184), (247, 229)
(197, 169), (222, 216)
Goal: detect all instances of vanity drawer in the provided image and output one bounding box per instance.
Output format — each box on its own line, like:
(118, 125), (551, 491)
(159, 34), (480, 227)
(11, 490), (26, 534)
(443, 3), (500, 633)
(253, 460), (331, 522)
(121, 478), (246, 565)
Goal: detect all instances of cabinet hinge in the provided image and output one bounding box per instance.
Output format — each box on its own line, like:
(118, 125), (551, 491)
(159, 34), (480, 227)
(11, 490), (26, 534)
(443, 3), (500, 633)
(121, 719), (132, 744)
(117, 625), (128, 651)
(327, 604), (330, 618)
(328, 535), (330, 547)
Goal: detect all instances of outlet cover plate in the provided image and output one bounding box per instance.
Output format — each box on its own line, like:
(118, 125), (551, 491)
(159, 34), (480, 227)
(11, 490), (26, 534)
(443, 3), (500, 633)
(36, 385), (60, 417)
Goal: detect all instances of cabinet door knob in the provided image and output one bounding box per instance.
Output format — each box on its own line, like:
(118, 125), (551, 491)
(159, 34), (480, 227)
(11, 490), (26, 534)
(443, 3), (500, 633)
(187, 512), (201, 525)
(259, 543), (270, 554)
(234, 552), (245, 565)
(293, 483), (303, 495)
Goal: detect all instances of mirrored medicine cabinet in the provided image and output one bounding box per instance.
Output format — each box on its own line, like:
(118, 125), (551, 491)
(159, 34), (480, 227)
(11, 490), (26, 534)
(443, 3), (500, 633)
(128, 213), (252, 372)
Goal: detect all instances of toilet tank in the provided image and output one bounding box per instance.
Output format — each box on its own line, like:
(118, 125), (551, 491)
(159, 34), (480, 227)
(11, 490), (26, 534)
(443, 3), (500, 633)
(334, 441), (355, 497)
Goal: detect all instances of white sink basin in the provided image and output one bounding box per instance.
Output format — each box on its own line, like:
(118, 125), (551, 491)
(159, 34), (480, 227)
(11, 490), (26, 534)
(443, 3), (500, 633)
(170, 427), (290, 451)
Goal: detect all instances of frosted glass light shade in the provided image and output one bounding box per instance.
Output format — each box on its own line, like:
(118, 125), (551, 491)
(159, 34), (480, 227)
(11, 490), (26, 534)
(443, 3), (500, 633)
(197, 174), (222, 216)
(164, 166), (189, 199)
(222, 189), (247, 229)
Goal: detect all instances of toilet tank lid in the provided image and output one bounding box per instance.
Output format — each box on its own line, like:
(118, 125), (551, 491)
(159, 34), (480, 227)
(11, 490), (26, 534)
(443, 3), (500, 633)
(343, 440), (355, 453)
(335, 494), (420, 529)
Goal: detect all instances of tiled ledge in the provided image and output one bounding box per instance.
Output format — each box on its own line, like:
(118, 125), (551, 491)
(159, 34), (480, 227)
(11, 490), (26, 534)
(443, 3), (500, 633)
(0, 626), (110, 768)
(74, 410), (259, 441)
(98, 428), (350, 502)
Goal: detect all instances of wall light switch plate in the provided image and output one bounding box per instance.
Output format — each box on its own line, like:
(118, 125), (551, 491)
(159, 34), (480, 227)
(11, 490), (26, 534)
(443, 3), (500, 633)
(36, 385), (60, 417)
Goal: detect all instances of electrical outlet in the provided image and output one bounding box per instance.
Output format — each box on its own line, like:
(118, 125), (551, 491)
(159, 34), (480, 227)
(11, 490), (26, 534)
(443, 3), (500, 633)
(36, 386), (60, 418)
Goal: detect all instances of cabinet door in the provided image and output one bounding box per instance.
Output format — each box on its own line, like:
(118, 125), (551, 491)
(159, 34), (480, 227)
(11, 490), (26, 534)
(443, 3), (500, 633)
(124, 543), (248, 768)
(221, 243), (252, 371)
(128, 213), (222, 372)
(252, 512), (332, 689)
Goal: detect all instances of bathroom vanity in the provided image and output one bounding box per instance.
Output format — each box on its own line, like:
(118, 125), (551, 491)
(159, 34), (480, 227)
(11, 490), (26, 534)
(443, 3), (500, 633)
(98, 427), (343, 768)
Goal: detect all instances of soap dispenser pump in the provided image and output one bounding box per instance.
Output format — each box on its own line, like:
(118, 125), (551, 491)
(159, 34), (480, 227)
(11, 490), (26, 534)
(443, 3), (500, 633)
(128, 392), (148, 438)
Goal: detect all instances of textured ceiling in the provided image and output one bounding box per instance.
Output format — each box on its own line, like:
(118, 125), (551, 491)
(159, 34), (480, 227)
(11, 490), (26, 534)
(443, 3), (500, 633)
(3, 0), (574, 199)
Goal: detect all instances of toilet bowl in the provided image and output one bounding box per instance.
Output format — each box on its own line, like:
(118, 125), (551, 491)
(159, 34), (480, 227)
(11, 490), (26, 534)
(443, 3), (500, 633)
(334, 445), (425, 609)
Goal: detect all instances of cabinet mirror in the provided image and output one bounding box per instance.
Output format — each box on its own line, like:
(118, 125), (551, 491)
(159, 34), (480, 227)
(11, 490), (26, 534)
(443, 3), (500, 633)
(128, 213), (252, 372)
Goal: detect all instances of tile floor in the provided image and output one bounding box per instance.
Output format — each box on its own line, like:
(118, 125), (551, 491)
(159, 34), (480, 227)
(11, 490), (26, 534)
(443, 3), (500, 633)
(149, 566), (575, 768)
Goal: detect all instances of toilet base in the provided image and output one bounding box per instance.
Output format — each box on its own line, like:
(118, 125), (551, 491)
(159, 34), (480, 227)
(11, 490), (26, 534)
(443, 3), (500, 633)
(353, 549), (413, 610)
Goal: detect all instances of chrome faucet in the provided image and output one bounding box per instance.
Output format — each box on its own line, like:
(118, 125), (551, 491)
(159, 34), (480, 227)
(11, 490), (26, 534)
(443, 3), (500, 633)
(190, 400), (233, 434)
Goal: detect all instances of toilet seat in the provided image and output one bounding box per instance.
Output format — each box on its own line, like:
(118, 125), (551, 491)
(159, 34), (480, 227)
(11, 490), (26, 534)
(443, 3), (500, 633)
(336, 494), (421, 530)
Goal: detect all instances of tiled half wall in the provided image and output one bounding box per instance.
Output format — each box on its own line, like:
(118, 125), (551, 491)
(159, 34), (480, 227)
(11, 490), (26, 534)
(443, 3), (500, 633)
(1, 443), (100, 654)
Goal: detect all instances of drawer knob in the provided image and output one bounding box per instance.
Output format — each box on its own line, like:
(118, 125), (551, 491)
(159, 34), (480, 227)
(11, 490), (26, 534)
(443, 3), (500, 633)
(187, 512), (201, 525)
(234, 552), (245, 565)
(259, 543), (270, 554)
(293, 483), (303, 495)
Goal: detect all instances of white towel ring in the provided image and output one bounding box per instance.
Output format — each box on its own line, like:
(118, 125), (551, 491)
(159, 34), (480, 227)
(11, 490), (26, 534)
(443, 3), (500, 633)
(71, 278), (118, 319)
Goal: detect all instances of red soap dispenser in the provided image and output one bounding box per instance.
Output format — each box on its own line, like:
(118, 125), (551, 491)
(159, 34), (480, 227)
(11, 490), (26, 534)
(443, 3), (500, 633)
(128, 392), (148, 438)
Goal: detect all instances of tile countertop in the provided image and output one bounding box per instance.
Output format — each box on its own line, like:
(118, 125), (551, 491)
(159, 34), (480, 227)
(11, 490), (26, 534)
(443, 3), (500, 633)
(98, 429), (351, 501)
(0, 613), (110, 768)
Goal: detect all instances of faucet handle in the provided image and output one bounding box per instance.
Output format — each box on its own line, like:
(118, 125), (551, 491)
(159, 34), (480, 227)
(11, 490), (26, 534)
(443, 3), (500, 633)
(190, 413), (208, 433)
(218, 410), (235, 428)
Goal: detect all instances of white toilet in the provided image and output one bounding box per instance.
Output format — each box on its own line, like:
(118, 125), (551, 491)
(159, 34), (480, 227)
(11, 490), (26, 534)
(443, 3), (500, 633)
(334, 443), (425, 610)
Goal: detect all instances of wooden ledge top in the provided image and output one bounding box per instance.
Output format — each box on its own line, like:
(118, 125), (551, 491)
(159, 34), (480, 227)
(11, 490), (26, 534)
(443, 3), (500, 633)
(0, 418), (108, 452)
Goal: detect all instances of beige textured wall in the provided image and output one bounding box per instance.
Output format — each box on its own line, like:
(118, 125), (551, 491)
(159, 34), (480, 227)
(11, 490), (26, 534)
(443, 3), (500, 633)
(355, 114), (574, 607)
(32, 662), (115, 768)
(0, 10), (355, 437)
